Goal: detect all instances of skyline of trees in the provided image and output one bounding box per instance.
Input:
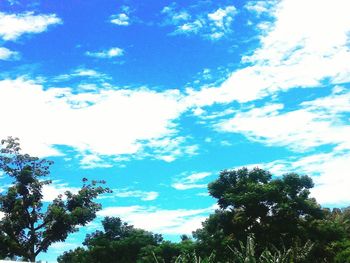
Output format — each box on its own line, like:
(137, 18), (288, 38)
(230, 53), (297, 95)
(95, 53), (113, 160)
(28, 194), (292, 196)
(1, 137), (349, 262)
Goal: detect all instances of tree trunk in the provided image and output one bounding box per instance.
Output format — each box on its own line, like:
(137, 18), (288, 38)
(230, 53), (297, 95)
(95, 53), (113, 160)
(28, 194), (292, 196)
(29, 253), (36, 262)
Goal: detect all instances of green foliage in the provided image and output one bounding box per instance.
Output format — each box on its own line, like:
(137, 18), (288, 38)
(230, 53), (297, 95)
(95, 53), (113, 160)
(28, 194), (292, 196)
(0, 137), (110, 261)
(140, 238), (196, 263)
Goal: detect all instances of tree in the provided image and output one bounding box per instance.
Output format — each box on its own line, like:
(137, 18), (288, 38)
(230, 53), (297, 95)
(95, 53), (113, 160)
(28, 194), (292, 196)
(0, 137), (110, 261)
(193, 167), (341, 262)
(58, 217), (164, 263)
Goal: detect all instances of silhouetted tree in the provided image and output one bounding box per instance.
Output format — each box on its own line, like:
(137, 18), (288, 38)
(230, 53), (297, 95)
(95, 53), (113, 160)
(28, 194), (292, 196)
(0, 137), (110, 261)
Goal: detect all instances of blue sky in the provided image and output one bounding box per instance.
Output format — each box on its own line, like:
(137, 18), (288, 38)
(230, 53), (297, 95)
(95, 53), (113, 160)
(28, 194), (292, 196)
(1, 0), (350, 261)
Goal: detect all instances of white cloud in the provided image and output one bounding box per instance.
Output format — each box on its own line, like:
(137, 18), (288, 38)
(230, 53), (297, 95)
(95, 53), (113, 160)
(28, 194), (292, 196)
(162, 4), (237, 40)
(0, 78), (188, 162)
(186, 0), (350, 106)
(86, 47), (124, 59)
(216, 88), (350, 151)
(172, 172), (212, 190)
(0, 11), (62, 41)
(103, 189), (159, 201)
(0, 47), (20, 60)
(111, 13), (130, 26)
(97, 205), (217, 234)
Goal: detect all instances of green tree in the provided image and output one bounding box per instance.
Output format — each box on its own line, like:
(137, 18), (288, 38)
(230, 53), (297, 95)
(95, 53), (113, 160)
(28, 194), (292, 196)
(194, 167), (340, 262)
(58, 217), (163, 263)
(0, 137), (110, 261)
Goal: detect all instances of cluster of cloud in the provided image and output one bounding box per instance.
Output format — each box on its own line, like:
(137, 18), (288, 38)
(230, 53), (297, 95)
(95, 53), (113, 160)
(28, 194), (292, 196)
(162, 3), (237, 40)
(0, 11), (62, 61)
(97, 204), (217, 235)
(184, 0), (350, 207)
(0, 78), (189, 163)
(186, 0), (350, 106)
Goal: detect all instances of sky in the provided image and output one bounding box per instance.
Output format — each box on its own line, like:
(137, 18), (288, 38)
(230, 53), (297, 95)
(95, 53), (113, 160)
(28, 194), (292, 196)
(0, 0), (350, 261)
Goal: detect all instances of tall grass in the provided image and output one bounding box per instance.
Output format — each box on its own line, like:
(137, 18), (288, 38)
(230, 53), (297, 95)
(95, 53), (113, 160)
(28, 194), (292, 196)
(152, 235), (313, 263)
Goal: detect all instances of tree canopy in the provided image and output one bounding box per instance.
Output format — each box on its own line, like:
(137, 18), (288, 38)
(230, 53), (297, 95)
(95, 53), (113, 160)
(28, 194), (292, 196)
(0, 137), (110, 261)
(194, 167), (347, 262)
(58, 217), (167, 263)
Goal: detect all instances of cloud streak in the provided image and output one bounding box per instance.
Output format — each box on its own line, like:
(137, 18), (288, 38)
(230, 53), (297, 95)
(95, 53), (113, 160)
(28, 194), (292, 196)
(86, 47), (124, 59)
(172, 172), (211, 190)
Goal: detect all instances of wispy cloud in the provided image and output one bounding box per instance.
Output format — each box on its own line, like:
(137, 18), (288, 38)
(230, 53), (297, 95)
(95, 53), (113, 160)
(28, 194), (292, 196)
(53, 67), (110, 82)
(0, 11), (62, 41)
(215, 87), (350, 152)
(97, 204), (217, 235)
(86, 47), (124, 59)
(172, 172), (211, 190)
(0, 47), (20, 60)
(79, 153), (113, 169)
(49, 241), (80, 253)
(162, 4), (237, 40)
